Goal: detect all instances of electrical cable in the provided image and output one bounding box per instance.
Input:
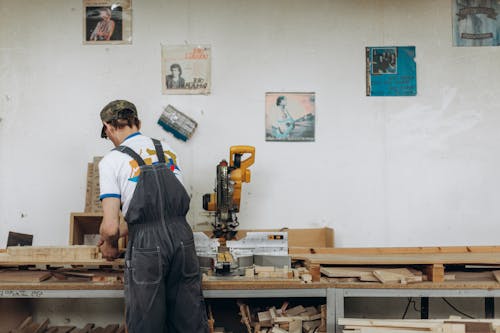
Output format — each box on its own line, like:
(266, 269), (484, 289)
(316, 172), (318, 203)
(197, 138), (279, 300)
(441, 298), (475, 319)
(402, 297), (412, 319)
(402, 297), (421, 319)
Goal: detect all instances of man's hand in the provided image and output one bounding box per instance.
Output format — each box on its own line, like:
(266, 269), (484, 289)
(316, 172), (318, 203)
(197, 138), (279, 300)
(99, 239), (119, 261)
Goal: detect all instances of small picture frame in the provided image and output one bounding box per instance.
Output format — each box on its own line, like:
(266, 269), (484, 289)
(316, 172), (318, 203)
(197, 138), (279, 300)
(265, 92), (316, 142)
(83, 0), (132, 45)
(161, 45), (211, 95)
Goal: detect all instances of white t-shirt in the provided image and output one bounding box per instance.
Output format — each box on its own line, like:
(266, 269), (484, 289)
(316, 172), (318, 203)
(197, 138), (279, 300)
(99, 132), (184, 216)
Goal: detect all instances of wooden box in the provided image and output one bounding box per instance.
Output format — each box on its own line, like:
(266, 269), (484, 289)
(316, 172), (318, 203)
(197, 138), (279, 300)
(70, 212), (126, 250)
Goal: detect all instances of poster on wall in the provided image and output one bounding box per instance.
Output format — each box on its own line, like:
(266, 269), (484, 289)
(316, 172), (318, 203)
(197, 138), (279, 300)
(452, 0), (500, 47)
(83, 0), (132, 44)
(265, 92), (315, 142)
(161, 45), (211, 95)
(365, 46), (416, 97)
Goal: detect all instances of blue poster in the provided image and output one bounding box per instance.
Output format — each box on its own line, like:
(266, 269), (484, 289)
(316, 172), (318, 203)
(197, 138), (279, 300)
(365, 46), (416, 97)
(453, 0), (500, 47)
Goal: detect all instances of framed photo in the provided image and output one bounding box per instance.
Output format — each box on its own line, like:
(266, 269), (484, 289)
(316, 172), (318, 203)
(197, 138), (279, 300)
(83, 0), (132, 45)
(453, 0), (500, 47)
(265, 92), (315, 142)
(161, 45), (211, 95)
(365, 46), (416, 96)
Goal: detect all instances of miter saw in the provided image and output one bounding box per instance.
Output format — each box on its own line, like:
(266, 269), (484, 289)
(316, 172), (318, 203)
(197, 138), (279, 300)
(203, 145), (255, 241)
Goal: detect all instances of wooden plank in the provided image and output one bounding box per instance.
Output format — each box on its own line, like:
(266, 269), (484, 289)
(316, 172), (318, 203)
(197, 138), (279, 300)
(357, 328), (437, 333)
(290, 246), (500, 256)
(299, 252), (500, 266)
(91, 157), (103, 213)
(308, 264), (321, 282)
(373, 268), (422, 284)
(0, 271), (52, 283)
(445, 321), (493, 333)
(320, 267), (378, 282)
(0, 254), (123, 266)
(85, 163), (93, 212)
(6, 246), (99, 261)
(338, 318), (442, 329)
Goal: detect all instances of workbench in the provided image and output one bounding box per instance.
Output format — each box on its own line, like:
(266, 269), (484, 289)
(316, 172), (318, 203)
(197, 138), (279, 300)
(2, 275), (500, 333)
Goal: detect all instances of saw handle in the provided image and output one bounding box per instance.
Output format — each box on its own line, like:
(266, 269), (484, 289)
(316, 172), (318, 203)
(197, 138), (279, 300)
(230, 146), (255, 170)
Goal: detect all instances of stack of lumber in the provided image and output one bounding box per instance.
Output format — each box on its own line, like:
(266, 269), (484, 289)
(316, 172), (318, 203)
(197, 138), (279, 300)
(85, 156), (103, 213)
(339, 317), (500, 333)
(238, 302), (326, 333)
(9, 317), (125, 333)
(293, 246), (500, 282)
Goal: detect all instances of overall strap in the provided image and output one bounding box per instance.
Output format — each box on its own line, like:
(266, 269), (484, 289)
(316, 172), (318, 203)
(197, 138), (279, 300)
(152, 139), (166, 164)
(114, 145), (146, 166)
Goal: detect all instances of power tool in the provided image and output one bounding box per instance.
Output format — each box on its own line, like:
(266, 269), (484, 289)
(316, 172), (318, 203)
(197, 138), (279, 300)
(203, 145), (255, 241)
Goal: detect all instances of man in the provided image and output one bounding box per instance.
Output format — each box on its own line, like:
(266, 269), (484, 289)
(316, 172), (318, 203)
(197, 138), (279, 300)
(89, 7), (115, 41)
(98, 100), (208, 333)
(166, 63), (186, 89)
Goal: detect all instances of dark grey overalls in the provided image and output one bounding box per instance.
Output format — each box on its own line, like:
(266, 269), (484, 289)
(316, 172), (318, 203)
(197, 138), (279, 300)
(115, 139), (209, 333)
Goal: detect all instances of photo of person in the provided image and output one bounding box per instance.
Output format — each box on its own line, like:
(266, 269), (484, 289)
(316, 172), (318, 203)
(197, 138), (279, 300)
(271, 96), (296, 139)
(86, 6), (122, 41)
(161, 45), (211, 95)
(265, 92), (315, 142)
(83, 0), (131, 45)
(371, 48), (397, 74)
(166, 63), (185, 89)
(89, 7), (115, 41)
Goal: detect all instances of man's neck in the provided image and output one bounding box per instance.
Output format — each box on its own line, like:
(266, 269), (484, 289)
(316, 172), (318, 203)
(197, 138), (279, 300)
(112, 127), (139, 147)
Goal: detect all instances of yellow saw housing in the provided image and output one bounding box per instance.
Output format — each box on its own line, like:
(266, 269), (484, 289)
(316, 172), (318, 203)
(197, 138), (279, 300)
(203, 145), (255, 239)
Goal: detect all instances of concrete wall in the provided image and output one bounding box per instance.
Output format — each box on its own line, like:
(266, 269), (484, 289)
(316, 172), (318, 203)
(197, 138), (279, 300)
(1, 0), (500, 246)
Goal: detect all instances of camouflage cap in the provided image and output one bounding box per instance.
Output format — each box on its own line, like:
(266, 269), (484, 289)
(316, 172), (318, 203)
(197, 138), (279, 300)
(100, 100), (138, 123)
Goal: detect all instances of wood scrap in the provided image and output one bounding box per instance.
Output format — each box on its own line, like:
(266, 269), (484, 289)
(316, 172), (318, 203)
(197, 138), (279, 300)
(0, 270), (52, 283)
(492, 270), (500, 283)
(320, 266), (378, 281)
(372, 268), (422, 284)
(284, 305), (305, 317)
(288, 320), (302, 333)
(72, 323), (95, 333)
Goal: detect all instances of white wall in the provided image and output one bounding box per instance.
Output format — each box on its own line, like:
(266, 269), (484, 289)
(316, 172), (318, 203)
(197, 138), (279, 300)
(1, 0), (500, 248)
